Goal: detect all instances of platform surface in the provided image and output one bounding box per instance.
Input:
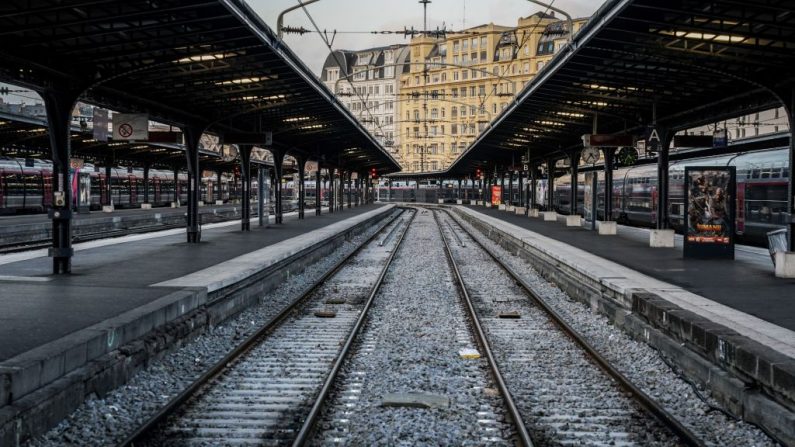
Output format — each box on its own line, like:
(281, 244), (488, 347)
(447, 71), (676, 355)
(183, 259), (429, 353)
(0, 204), (383, 361)
(465, 205), (795, 332)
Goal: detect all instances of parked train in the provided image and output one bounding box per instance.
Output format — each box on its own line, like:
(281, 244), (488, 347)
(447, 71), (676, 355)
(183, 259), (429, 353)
(0, 158), (240, 214)
(552, 147), (789, 245)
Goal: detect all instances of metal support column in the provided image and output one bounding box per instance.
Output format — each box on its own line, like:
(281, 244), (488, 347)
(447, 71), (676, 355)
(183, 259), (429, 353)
(570, 151), (579, 216)
(457, 178), (462, 201)
(603, 148), (614, 221)
(173, 167), (180, 206)
(546, 159), (555, 211)
(105, 161), (113, 208)
(346, 172), (352, 208)
(143, 162), (151, 205)
(531, 166), (538, 210)
(328, 169), (334, 213)
(508, 171), (514, 206)
(216, 170), (222, 203)
(297, 158), (306, 219)
(239, 145), (252, 230)
(258, 167), (266, 226)
(500, 174), (506, 204)
(388, 178), (392, 202)
(656, 130), (672, 229)
(517, 171), (524, 209)
(271, 149), (285, 224)
(184, 125), (204, 242)
(315, 164), (322, 216)
(42, 89), (78, 274)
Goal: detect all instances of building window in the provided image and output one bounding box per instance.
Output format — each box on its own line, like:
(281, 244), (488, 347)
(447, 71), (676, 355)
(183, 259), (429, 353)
(460, 88), (467, 98)
(451, 107), (458, 118)
(471, 37), (478, 49)
(479, 84), (486, 96)
(481, 36), (488, 48)
(431, 108), (439, 119)
(453, 40), (460, 52)
(453, 71), (460, 81)
(462, 70), (468, 80)
(441, 72), (447, 82)
(470, 86), (476, 97)
(451, 123), (458, 134)
(536, 61), (545, 72)
(432, 161), (438, 171)
(480, 50), (487, 61)
(462, 39), (468, 51)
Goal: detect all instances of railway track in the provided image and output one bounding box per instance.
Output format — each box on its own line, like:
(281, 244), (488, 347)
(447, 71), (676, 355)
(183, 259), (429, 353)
(307, 208), (526, 446)
(435, 208), (705, 446)
(120, 208), (414, 446)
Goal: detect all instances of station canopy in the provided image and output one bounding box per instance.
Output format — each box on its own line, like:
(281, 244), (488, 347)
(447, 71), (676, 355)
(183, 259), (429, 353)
(446, 0), (795, 176)
(0, 0), (400, 174)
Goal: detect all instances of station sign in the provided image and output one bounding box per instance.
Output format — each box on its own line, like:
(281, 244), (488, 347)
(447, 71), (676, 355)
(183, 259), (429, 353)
(69, 158), (84, 170)
(112, 113), (149, 141)
(583, 134), (633, 148)
(683, 166), (736, 259)
(646, 126), (661, 153)
(674, 134), (713, 148)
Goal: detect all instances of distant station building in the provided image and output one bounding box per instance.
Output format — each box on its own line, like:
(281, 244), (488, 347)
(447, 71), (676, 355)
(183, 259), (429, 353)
(399, 12), (588, 172)
(321, 45), (411, 165)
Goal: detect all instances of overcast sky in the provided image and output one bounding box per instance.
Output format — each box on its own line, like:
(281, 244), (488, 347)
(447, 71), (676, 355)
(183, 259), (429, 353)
(249, 0), (602, 75)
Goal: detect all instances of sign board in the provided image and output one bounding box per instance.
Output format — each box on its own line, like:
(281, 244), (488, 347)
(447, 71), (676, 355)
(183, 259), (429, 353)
(713, 129), (728, 148)
(147, 131), (182, 143)
(25, 158), (35, 168)
(684, 166), (735, 259)
(646, 126), (661, 153)
(491, 185), (502, 206)
(674, 134), (713, 148)
(69, 158), (84, 170)
(112, 113), (149, 141)
(585, 134), (634, 147)
(93, 108), (109, 142)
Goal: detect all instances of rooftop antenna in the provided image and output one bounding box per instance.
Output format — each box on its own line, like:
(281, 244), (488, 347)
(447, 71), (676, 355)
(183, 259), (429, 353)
(419, 0), (431, 34)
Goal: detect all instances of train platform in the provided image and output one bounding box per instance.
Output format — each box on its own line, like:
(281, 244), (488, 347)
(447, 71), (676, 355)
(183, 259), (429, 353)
(0, 202), (394, 439)
(0, 203), (259, 246)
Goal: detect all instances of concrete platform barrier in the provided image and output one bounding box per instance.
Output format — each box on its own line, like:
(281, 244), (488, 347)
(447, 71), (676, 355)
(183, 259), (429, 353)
(140, 203), (152, 210)
(565, 215), (581, 227)
(528, 208), (540, 218)
(498, 204), (506, 210)
(456, 200), (463, 205)
(215, 200), (224, 205)
(597, 221), (617, 235)
(515, 207), (526, 215)
(650, 229), (675, 247)
(542, 211), (557, 221)
(485, 202), (492, 208)
(506, 205), (515, 212)
(775, 252), (795, 278)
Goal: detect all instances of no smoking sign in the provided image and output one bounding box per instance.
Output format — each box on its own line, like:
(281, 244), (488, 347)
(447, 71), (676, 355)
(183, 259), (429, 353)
(112, 113), (149, 141)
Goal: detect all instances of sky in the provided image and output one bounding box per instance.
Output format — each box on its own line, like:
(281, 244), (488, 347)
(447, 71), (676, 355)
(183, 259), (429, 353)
(249, 0), (602, 75)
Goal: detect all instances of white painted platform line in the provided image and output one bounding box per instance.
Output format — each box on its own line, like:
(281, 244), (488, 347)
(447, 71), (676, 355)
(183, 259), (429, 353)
(459, 206), (795, 359)
(0, 208), (329, 267)
(153, 205), (396, 292)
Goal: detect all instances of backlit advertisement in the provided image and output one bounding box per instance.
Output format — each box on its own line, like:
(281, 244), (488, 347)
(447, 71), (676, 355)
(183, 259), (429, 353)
(684, 166), (735, 259)
(491, 186), (502, 206)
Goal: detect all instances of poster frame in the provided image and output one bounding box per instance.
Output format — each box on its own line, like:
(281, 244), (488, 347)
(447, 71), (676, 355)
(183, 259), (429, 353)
(683, 166), (736, 259)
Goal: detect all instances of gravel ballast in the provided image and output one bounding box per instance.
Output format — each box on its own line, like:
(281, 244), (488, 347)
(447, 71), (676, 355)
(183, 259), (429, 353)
(312, 208), (515, 446)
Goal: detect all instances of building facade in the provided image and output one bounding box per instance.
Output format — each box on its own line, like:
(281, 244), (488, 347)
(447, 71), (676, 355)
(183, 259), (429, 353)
(398, 13), (588, 172)
(320, 45), (411, 165)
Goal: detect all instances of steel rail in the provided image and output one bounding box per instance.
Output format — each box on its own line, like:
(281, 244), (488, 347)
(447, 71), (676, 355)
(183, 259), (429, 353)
(443, 209), (706, 447)
(431, 208), (535, 447)
(120, 208), (405, 447)
(291, 208), (418, 446)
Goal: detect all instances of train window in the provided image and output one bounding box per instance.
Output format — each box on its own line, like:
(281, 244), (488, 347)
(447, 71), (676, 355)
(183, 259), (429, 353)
(784, 167), (790, 178)
(751, 169), (760, 179)
(761, 168), (771, 179)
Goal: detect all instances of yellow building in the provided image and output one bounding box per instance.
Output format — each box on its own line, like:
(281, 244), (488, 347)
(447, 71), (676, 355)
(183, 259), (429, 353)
(398, 12), (588, 172)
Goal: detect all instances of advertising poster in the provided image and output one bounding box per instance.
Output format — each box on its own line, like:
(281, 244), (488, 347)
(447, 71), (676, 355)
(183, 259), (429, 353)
(684, 166), (735, 259)
(491, 185), (502, 206)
